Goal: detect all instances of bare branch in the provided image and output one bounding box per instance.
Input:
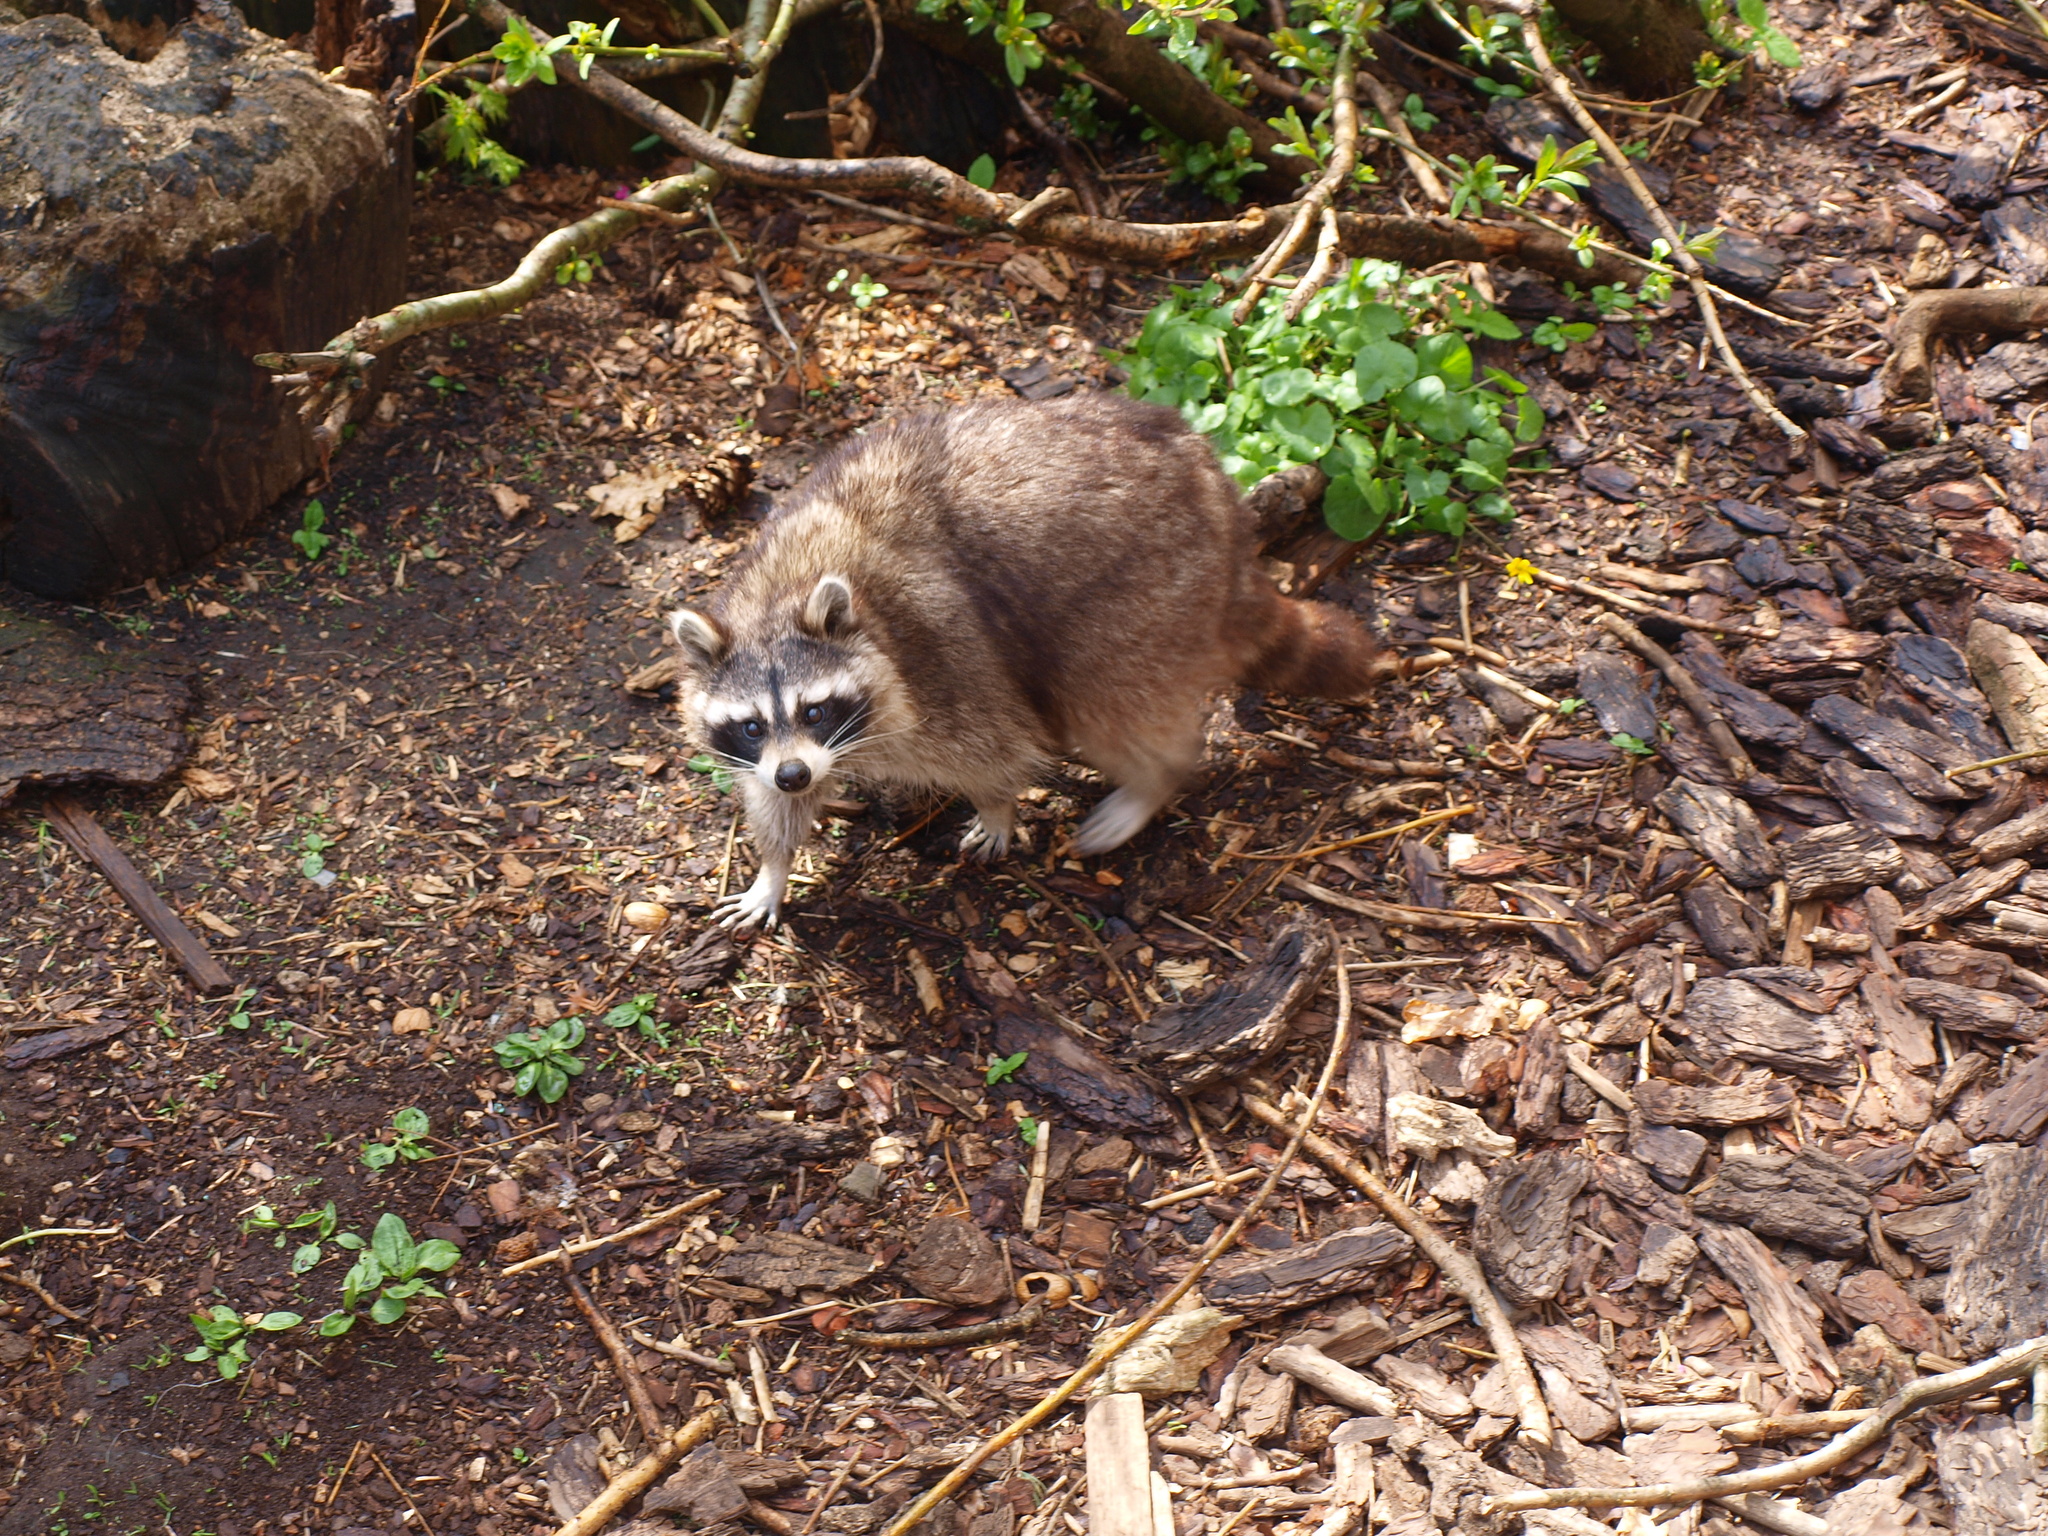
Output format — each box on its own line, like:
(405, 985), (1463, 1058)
(1234, 27), (1358, 322)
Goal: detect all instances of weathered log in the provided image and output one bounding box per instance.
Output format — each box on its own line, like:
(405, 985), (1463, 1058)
(1895, 940), (2014, 989)
(993, 1008), (1177, 1133)
(1944, 1145), (2048, 1355)
(1655, 779), (1780, 889)
(1129, 921), (1330, 1093)
(1691, 1146), (1874, 1256)
(1898, 858), (2032, 930)
(1674, 977), (1855, 1084)
(1631, 1075), (1797, 1128)
(1697, 1223), (1838, 1403)
(1807, 693), (1984, 800)
(1777, 822), (1905, 902)
(0, 1), (412, 597)
(1204, 1223), (1414, 1322)
(682, 1122), (863, 1181)
(1473, 1151), (1589, 1310)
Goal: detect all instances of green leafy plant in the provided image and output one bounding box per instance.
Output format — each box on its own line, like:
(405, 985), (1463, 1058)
(426, 80), (523, 184)
(1530, 316), (1596, 353)
(362, 1108), (432, 1170)
(918, 0), (1049, 84)
(185, 1306), (301, 1379)
(243, 1201), (342, 1274)
(223, 987), (256, 1032)
(297, 832), (335, 879)
(317, 1214), (462, 1335)
(292, 501), (332, 561)
(1554, 696), (1585, 716)
(685, 752), (735, 792)
(966, 152), (998, 189)
(1611, 732), (1658, 757)
(826, 268), (890, 309)
(1401, 92), (1439, 133)
(555, 253), (603, 286)
(1017, 1115), (1040, 1147)
(1145, 122), (1266, 205)
(985, 1051), (1029, 1085)
(1118, 259), (1542, 546)
(604, 993), (670, 1045)
(495, 1017), (587, 1103)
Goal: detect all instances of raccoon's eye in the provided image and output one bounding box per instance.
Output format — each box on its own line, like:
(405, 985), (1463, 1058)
(742, 720), (764, 740)
(803, 704), (825, 725)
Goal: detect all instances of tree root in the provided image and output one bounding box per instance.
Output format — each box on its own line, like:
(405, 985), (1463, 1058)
(1238, 1093), (1554, 1448)
(1484, 1332), (2048, 1516)
(875, 932), (1359, 1536)
(1883, 286), (2048, 399)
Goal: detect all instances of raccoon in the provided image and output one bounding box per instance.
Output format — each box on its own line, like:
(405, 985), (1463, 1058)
(671, 392), (1418, 929)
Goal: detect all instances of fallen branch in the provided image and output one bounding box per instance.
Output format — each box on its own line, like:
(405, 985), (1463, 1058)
(1233, 803), (1477, 861)
(45, 793), (234, 996)
(837, 1296), (1050, 1349)
(1357, 70), (1449, 207)
(1235, 22), (1360, 322)
(1284, 874), (1578, 928)
(563, 1265), (667, 1444)
(1883, 286), (2048, 399)
(0, 1262), (85, 1323)
(1239, 1093), (1552, 1447)
(501, 1192), (722, 1276)
(1593, 612), (1758, 784)
(1501, 0), (1803, 443)
(1484, 1332), (2048, 1515)
(878, 931), (1359, 1536)
(1518, 563), (1769, 640)
(550, 1406), (724, 1536)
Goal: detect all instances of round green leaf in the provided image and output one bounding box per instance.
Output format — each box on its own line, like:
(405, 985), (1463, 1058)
(1260, 367), (1316, 406)
(369, 1293), (408, 1325)
(317, 1312), (356, 1337)
(416, 1239), (464, 1272)
(1322, 474), (1385, 543)
(1352, 340), (1417, 403)
(257, 1312), (302, 1331)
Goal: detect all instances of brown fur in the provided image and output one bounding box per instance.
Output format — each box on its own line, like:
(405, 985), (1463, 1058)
(674, 392), (1402, 926)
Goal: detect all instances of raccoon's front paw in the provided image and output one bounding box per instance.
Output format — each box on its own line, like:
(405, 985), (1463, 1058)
(712, 874), (783, 930)
(1072, 788), (1162, 856)
(959, 814), (1013, 863)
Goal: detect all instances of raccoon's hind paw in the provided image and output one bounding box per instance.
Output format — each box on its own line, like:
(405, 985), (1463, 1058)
(1072, 787), (1163, 857)
(712, 874), (783, 931)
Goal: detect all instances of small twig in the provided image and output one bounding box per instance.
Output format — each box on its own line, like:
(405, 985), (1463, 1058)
(839, 1297), (1051, 1349)
(0, 1225), (122, 1254)
(1356, 70), (1448, 207)
(1021, 1116), (1053, 1235)
(1502, 1), (1802, 442)
(322, 1440), (366, 1505)
(1283, 207), (1346, 322)
(1947, 746), (2048, 778)
(564, 1266), (666, 1444)
(501, 1192), (721, 1275)
(1285, 876), (1576, 930)
(756, 268), (803, 372)
(800, 1455), (863, 1536)
(1485, 1333), (2048, 1514)
(1594, 612), (1757, 784)
(749, 1342), (781, 1425)
(550, 1407), (725, 1536)
(878, 930), (1358, 1536)
(1240, 1093), (1553, 1447)
(367, 1446), (438, 1536)
(0, 1265), (84, 1322)
(1230, 804), (1476, 861)
(1235, 22), (1360, 322)
(597, 196), (702, 226)
(629, 1328), (739, 1374)
(1515, 562), (1768, 639)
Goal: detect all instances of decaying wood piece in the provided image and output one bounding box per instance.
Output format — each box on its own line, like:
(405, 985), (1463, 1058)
(1514, 1018), (1566, 1136)
(1594, 1152), (1697, 1230)
(1596, 614), (1759, 782)
(1085, 1394), (1169, 1536)
(1676, 631), (1805, 748)
(1898, 977), (2044, 1040)
(1697, 1224), (1838, 1402)
(1808, 693), (1985, 800)
(550, 1408), (725, 1536)
(900, 1217), (1009, 1307)
(1631, 1075), (1796, 1127)
(1130, 921), (1332, 1092)
(714, 1231), (878, 1294)
(1777, 823), (1905, 902)
(992, 1008), (1177, 1134)
(1673, 977), (1855, 1084)
(1968, 619), (2048, 766)
(1962, 1049), (2048, 1143)
(1683, 876), (1769, 967)
(1474, 1152), (1590, 1309)
(1945, 1145), (2048, 1355)
(1239, 1094), (1553, 1447)
(1886, 287), (2048, 398)
(682, 1123), (863, 1182)
(1264, 1343), (1401, 1416)
(1898, 858), (2032, 930)
(1204, 1222), (1415, 1321)
(1819, 759), (1951, 841)
(1690, 1146), (1874, 1255)
(1655, 779), (1780, 889)
(1737, 623), (1888, 696)
(44, 793), (233, 996)
(1972, 797), (2048, 863)
(1933, 1411), (2048, 1536)
(1861, 971), (1940, 1070)
(1501, 881), (1606, 975)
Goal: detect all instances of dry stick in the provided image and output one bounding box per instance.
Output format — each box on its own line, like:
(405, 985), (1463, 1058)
(322, 1440), (366, 1506)
(501, 1192), (722, 1276)
(1520, 563), (1768, 640)
(0, 1225), (122, 1254)
(0, 1265), (85, 1322)
(1284, 207), (1346, 324)
(1284, 876), (1575, 930)
(1488, 1332), (2048, 1515)
(1239, 1094), (1553, 1447)
(1503, 1), (1803, 444)
(1235, 25), (1359, 323)
(1594, 611), (1758, 783)
(563, 1265), (667, 1444)
(799, 1454), (863, 1536)
(1230, 803), (1477, 861)
(1947, 745), (2048, 777)
(839, 1297), (1051, 1349)
(366, 1446), (438, 1536)
(550, 1407), (725, 1536)
(1357, 69), (1449, 207)
(877, 930), (1358, 1536)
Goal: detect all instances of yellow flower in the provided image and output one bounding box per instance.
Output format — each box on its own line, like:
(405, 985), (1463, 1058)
(1504, 557), (1538, 585)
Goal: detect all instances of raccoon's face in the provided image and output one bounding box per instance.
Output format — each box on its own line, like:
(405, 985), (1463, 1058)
(671, 576), (875, 797)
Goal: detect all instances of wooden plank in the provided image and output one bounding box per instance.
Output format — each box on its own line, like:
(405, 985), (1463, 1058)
(1085, 1393), (1165, 1536)
(45, 791), (233, 996)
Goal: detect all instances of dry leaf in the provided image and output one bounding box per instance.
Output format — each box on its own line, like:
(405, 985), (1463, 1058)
(196, 600), (232, 620)
(191, 909), (241, 939)
(1401, 993), (1549, 1044)
(180, 766), (239, 799)
(410, 875), (457, 901)
(391, 1006), (434, 1035)
(498, 853), (535, 889)
(1001, 252), (1070, 303)
(586, 464), (686, 543)
(485, 483), (532, 519)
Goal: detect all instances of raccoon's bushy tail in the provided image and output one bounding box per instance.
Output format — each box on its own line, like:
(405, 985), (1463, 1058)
(1234, 585), (1406, 701)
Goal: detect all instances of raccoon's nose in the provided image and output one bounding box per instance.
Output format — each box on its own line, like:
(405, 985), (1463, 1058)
(774, 760), (813, 792)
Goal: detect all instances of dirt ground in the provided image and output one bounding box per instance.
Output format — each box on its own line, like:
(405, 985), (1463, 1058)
(5, 2), (2048, 1532)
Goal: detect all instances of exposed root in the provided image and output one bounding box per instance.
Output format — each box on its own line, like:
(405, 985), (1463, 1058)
(1883, 286), (2048, 398)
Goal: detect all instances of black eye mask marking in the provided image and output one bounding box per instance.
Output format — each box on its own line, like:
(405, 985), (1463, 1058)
(710, 718), (766, 765)
(800, 696), (869, 746)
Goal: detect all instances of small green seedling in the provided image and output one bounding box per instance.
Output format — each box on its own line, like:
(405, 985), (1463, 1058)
(985, 1051), (1028, 1085)
(1017, 1115), (1040, 1147)
(1554, 697), (1585, 717)
(1531, 317), (1597, 353)
(318, 1213), (461, 1335)
(826, 268), (889, 310)
(1611, 732), (1658, 758)
(362, 1107), (432, 1170)
(966, 153), (998, 189)
(224, 987), (256, 1031)
(185, 1306), (301, 1379)
(292, 501), (331, 560)
(604, 993), (668, 1044)
(242, 1201), (342, 1274)
(298, 832), (335, 879)
(495, 1017), (587, 1103)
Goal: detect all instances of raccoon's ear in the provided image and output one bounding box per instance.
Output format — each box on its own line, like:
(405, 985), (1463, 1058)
(802, 574), (857, 638)
(669, 608), (727, 671)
